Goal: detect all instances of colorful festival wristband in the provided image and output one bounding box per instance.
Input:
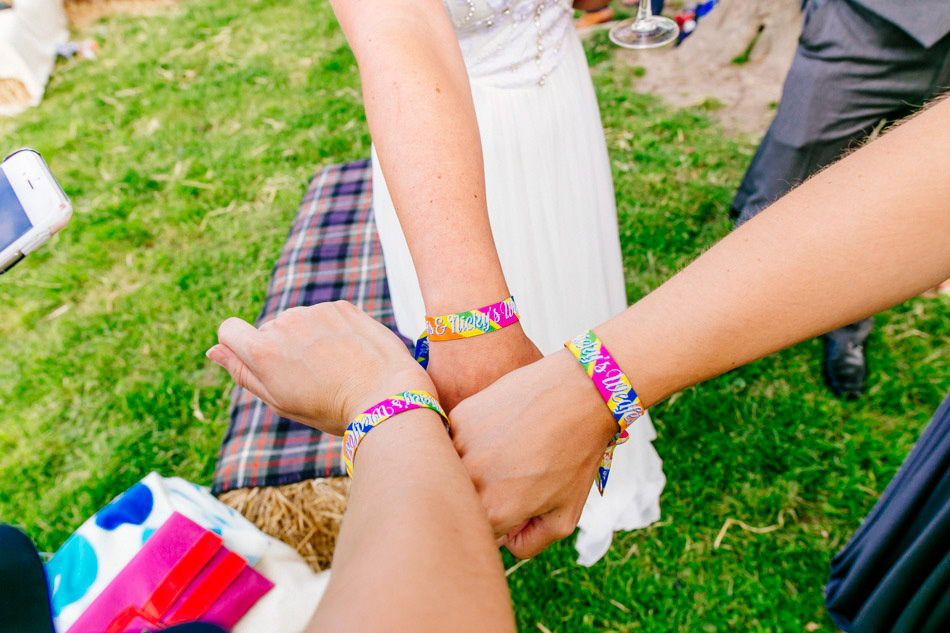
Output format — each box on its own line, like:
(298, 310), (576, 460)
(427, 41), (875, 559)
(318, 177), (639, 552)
(565, 330), (646, 495)
(414, 296), (520, 369)
(342, 390), (449, 477)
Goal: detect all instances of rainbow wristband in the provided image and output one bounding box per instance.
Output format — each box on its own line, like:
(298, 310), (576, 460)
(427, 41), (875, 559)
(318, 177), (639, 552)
(565, 330), (645, 495)
(342, 390), (449, 477)
(414, 296), (520, 369)
(426, 296), (520, 340)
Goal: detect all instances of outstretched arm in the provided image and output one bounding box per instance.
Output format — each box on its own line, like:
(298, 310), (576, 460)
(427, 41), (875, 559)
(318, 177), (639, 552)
(329, 0), (541, 409)
(208, 303), (515, 633)
(599, 98), (950, 406)
(309, 412), (515, 633)
(451, 95), (950, 558)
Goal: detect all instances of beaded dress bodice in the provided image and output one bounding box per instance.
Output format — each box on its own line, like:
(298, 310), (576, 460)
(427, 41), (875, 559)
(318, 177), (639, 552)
(441, 0), (575, 88)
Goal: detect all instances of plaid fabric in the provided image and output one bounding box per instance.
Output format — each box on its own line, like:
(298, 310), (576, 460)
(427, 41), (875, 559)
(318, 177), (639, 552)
(212, 159), (397, 493)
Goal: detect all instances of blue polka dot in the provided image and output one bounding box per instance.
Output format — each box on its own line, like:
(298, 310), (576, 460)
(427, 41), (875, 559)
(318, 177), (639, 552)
(95, 483), (154, 530)
(46, 534), (97, 617)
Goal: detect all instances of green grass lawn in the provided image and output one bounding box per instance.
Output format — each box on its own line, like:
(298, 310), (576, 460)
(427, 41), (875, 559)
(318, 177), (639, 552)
(2, 2), (948, 631)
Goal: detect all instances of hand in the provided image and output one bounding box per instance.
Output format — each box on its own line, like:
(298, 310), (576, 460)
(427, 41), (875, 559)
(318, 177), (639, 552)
(207, 301), (434, 436)
(426, 323), (543, 412)
(450, 348), (618, 559)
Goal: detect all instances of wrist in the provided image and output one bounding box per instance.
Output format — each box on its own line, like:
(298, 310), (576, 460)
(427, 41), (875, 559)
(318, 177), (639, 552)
(563, 329), (648, 493)
(342, 365), (436, 424)
(420, 281), (512, 320)
(343, 383), (449, 477)
(425, 296), (519, 341)
(416, 297), (528, 374)
(546, 348), (618, 448)
(428, 318), (527, 351)
(351, 407), (452, 476)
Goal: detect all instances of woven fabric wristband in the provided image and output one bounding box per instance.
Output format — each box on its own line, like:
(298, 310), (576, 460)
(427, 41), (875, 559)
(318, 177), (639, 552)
(342, 390), (449, 477)
(565, 330), (646, 495)
(414, 296), (520, 369)
(426, 296), (520, 341)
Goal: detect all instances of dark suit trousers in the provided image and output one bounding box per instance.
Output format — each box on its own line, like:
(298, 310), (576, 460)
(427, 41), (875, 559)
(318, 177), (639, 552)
(733, 0), (950, 223)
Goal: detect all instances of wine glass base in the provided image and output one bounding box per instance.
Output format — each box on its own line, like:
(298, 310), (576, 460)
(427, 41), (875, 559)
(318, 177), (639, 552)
(609, 16), (679, 49)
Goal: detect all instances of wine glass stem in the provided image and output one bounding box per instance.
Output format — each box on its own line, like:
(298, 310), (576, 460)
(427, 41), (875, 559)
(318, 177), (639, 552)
(637, 0), (653, 22)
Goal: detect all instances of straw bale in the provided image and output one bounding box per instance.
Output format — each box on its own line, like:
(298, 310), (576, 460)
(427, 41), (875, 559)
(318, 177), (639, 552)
(0, 78), (31, 108)
(64, 0), (178, 27)
(218, 477), (350, 573)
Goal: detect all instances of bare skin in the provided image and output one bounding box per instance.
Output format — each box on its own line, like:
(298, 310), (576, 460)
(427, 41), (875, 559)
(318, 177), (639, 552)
(451, 95), (950, 559)
(328, 0), (542, 411)
(208, 302), (516, 633)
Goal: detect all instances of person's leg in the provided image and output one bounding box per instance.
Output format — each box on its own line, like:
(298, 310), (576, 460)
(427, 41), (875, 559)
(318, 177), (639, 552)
(732, 0), (950, 397)
(576, 4), (615, 28)
(576, 1), (666, 29)
(734, 0), (950, 222)
(923, 29), (950, 101)
(620, 0), (665, 12)
(822, 317), (874, 398)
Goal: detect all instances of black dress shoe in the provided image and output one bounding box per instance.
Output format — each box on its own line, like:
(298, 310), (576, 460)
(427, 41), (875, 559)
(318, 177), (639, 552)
(822, 317), (874, 399)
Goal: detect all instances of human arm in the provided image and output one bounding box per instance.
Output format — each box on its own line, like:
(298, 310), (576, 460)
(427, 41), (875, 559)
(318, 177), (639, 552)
(329, 0), (541, 409)
(308, 412), (515, 633)
(207, 303), (516, 633)
(451, 96), (950, 558)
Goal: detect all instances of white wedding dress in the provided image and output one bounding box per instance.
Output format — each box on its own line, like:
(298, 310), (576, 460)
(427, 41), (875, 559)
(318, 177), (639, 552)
(372, 0), (666, 566)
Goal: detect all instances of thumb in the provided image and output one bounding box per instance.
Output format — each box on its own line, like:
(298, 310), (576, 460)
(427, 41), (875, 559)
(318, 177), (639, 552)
(206, 343), (268, 398)
(216, 317), (263, 367)
(209, 316), (271, 399)
(504, 513), (574, 560)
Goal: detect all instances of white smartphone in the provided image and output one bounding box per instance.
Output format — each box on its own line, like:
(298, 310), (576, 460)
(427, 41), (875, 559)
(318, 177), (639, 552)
(0, 149), (72, 275)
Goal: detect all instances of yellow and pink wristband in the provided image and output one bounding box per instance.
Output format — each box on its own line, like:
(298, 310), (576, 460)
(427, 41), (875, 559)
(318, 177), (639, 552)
(348, 296), (519, 475)
(343, 390), (449, 477)
(414, 296), (520, 368)
(425, 296), (520, 341)
(565, 329), (646, 495)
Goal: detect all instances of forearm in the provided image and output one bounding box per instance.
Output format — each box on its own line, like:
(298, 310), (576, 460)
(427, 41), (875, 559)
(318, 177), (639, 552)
(598, 97), (950, 408)
(331, 1), (509, 314)
(309, 411), (515, 633)
(448, 100), (950, 557)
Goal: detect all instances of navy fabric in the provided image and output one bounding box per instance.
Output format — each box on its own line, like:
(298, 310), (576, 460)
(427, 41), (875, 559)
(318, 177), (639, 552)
(826, 392), (950, 632)
(163, 625), (228, 633)
(0, 525), (55, 633)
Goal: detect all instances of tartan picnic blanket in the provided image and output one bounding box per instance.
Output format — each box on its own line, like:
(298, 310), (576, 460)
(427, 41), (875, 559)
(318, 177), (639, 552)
(212, 159), (396, 493)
